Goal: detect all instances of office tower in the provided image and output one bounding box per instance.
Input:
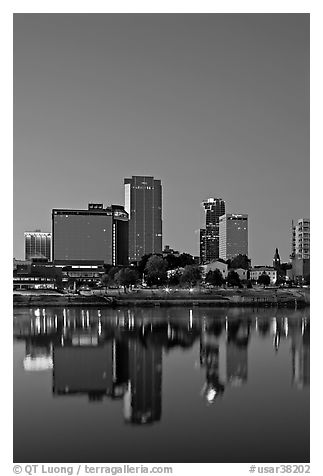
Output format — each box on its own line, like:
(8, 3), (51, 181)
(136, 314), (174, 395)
(124, 339), (162, 424)
(24, 231), (51, 261)
(124, 176), (162, 263)
(52, 203), (128, 265)
(200, 198), (225, 264)
(291, 218), (310, 260)
(219, 213), (248, 260)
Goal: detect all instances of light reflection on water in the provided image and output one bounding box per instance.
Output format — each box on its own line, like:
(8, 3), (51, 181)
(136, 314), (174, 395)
(13, 306), (309, 463)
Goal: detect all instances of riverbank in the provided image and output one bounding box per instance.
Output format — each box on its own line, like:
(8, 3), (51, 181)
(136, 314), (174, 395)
(13, 287), (310, 308)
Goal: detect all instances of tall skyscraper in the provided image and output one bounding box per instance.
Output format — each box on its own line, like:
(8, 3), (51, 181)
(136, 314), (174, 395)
(52, 203), (128, 265)
(219, 213), (248, 260)
(200, 198), (225, 264)
(124, 176), (162, 263)
(291, 218), (310, 260)
(24, 231), (51, 261)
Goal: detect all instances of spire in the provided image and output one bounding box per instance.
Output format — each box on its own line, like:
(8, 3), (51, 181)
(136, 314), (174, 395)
(273, 248), (281, 270)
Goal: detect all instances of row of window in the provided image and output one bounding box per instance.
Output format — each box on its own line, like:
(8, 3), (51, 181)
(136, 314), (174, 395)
(13, 277), (54, 282)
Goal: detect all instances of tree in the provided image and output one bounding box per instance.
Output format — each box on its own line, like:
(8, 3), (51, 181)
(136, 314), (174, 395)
(205, 269), (224, 287)
(164, 253), (180, 270)
(101, 267), (119, 290)
(227, 270), (241, 287)
(145, 255), (168, 286)
(228, 254), (250, 270)
(178, 253), (194, 268)
(137, 254), (153, 275)
(180, 265), (202, 287)
(258, 273), (271, 287)
(115, 268), (139, 292)
(167, 269), (182, 285)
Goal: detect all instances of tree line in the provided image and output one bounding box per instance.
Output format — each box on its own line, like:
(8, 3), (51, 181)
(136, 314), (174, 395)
(101, 253), (261, 291)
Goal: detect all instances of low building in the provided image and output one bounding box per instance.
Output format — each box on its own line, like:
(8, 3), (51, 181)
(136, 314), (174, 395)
(13, 275), (57, 290)
(287, 258), (310, 284)
(249, 266), (277, 284)
(233, 268), (248, 281)
(162, 245), (180, 257)
(13, 259), (32, 271)
(13, 262), (62, 290)
(61, 261), (105, 288)
(201, 260), (228, 279)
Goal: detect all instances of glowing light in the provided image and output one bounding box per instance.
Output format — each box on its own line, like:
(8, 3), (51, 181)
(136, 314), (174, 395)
(189, 309), (193, 328)
(206, 389), (217, 402)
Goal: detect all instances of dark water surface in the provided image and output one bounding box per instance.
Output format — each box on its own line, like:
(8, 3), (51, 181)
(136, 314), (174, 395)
(13, 306), (310, 463)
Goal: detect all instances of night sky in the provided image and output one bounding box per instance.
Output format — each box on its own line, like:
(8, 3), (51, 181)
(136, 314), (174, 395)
(13, 13), (309, 264)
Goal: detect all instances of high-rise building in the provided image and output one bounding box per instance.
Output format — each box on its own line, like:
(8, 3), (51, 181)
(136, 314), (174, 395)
(219, 213), (248, 260)
(52, 203), (128, 265)
(24, 231), (51, 261)
(289, 218), (310, 283)
(291, 218), (310, 260)
(124, 176), (162, 263)
(200, 198), (225, 263)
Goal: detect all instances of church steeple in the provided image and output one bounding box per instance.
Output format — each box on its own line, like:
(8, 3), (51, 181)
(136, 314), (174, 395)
(273, 248), (281, 270)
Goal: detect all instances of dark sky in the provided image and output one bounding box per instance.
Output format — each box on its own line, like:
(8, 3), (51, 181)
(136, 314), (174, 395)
(13, 13), (309, 263)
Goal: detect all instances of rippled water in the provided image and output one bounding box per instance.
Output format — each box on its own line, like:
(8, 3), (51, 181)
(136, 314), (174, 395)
(13, 306), (309, 463)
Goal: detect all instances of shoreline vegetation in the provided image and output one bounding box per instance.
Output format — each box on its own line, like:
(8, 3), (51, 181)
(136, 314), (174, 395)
(13, 287), (310, 308)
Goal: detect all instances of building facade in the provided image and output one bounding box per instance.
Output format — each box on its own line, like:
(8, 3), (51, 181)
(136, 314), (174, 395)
(249, 266), (277, 284)
(219, 214), (248, 261)
(200, 198), (225, 264)
(200, 260), (228, 280)
(291, 218), (310, 260)
(52, 203), (128, 265)
(24, 231), (51, 261)
(124, 176), (162, 263)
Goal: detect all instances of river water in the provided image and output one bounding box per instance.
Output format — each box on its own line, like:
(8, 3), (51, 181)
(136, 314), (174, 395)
(13, 306), (310, 463)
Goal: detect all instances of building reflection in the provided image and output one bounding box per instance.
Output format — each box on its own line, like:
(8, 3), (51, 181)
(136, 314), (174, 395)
(226, 319), (249, 386)
(124, 340), (162, 424)
(290, 319), (310, 388)
(13, 307), (310, 424)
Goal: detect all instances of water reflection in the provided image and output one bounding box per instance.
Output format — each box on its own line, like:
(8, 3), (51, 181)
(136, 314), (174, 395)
(13, 307), (310, 425)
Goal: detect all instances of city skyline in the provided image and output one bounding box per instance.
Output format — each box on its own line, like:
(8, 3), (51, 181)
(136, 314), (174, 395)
(14, 14), (309, 263)
(17, 185), (309, 267)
